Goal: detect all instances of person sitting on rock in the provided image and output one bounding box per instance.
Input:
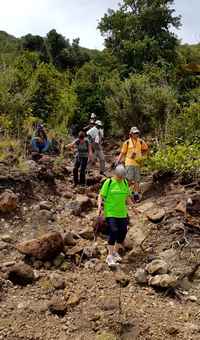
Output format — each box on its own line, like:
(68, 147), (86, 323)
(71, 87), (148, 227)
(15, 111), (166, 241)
(66, 131), (93, 187)
(97, 164), (139, 267)
(31, 124), (50, 154)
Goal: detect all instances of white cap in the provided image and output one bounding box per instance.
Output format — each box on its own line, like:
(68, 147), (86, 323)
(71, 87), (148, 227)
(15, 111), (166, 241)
(130, 126), (140, 134)
(95, 120), (103, 127)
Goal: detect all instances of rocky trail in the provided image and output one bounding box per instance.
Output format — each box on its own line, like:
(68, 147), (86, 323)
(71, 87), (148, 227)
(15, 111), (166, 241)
(0, 150), (200, 340)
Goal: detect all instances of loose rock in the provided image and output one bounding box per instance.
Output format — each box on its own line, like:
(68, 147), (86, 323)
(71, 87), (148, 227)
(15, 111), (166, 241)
(148, 274), (178, 288)
(147, 208), (165, 223)
(146, 259), (168, 275)
(79, 227), (94, 240)
(50, 273), (66, 290)
(63, 232), (76, 246)
(53, 254), (65, 267)
(95, 332), (117, 340)
(16, 232), (64, 260)
(135, 269), (149, 284)
(66, 293), (81, 307)
(115, 271), (130, 287)
(39, 201), (52, 211)
(7, 263), (35, 286)
(48, 296), (67, 316)
(0, 190), (17, 213)
(69, 195), (93, 216)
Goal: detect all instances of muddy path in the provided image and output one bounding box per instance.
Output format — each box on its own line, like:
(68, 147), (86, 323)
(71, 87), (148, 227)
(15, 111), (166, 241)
(0, 155), (200, 340)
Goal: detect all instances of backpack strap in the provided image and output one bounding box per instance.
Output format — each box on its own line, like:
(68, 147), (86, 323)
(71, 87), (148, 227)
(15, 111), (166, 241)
(105, 178), (112, 198)
(124, 179), (128, 187)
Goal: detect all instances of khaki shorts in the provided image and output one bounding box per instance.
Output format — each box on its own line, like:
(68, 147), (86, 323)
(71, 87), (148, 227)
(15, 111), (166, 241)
(126, 166), (141, 183)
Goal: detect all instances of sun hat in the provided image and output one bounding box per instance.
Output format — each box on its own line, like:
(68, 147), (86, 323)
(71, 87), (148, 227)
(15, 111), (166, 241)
(95, 120), (103, 127)
(130, 126), (140, 134)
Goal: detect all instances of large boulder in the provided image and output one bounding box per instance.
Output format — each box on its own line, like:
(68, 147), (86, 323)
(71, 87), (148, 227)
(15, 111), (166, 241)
(0, 190), (17, 213)
(148, 274), (178, 288)
(69, 195), (94, 216)
(147, 208), (165, 223)
(146, 259), (168, 275)
(7, 263), (35, 286)
(16, 232), (64, 260)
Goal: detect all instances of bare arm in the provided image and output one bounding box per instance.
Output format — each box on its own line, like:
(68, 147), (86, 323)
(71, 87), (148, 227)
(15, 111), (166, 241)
(97, 194), (103, 216)
(117, 152), (126, 164)
(127, 197), (140, 215)
(65, 142), (75, 149)
(88, 143), (93, 160)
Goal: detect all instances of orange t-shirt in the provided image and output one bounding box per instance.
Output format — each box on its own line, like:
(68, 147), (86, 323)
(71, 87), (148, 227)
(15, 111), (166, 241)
(121, 138), (148, 166)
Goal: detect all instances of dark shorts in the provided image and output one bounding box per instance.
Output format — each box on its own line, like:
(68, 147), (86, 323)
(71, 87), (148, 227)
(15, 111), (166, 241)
(106, 217), (128, 246)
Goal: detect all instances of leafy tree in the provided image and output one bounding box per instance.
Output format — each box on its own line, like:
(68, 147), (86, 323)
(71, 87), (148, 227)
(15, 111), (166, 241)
(73, 62), (109, 127)
(98, 0), (181, 74)
(105, 71), (178, 133)
(21, 34), (49, 62)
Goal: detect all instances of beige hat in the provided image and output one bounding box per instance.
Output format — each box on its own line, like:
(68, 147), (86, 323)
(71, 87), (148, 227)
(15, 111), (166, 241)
(130, 126), (140, 134)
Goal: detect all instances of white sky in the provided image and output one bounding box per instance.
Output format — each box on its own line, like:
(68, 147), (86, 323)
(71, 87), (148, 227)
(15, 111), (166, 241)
(0, 0), (199, 49)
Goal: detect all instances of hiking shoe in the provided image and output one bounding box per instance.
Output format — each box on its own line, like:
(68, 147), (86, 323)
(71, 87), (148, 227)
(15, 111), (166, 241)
(113, 252), (122, 262)
(106, 255), (117, 267)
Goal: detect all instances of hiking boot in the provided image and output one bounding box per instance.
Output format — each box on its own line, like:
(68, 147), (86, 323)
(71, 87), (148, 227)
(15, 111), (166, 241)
(113, 252), (122, 262)
(106, 255), (117, 267)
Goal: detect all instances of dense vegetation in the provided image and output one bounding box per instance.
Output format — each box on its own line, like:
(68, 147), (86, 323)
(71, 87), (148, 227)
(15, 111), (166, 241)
(0, 0), (199, 177)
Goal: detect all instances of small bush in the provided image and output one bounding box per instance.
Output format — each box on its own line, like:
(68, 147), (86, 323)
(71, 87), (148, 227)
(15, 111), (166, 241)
(147, 143), (200, 180)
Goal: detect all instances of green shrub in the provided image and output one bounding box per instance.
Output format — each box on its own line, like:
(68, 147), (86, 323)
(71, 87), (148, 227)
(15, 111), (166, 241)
(165, 102), (200, 143)
(147, 143), (200, 179)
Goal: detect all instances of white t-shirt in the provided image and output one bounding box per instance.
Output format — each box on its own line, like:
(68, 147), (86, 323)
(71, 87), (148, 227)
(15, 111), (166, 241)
(87, 126), (103, 144)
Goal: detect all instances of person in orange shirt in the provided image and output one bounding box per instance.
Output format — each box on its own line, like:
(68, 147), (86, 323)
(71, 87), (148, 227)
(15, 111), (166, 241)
(116, 127), (148, 202)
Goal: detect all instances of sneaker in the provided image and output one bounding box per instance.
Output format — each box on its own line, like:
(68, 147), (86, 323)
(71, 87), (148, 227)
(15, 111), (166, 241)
(113, 252), (122, 262)
(106, 255), (117, 267)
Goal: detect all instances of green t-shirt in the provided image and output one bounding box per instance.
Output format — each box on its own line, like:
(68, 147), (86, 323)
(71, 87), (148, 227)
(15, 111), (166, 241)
(100, 178), (132, 218)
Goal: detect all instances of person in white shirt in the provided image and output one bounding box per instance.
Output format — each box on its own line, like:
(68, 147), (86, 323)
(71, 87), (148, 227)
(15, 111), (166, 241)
(87, 120), (106, 175)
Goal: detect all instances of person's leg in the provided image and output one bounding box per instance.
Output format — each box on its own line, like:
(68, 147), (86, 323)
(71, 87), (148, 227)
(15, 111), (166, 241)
(96, 144), (106, 174)
(80, 157), (88, 185)
(126, 166), (140, 202)
(38, 143), (45, 153)
(87, 143), (96, 172)
(114, 218), (128, 258)
(133, 167), (141, 202)
(106, 217), (118, 266)
(73, 157), (80, 186)
(31, 138), (40, 152)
